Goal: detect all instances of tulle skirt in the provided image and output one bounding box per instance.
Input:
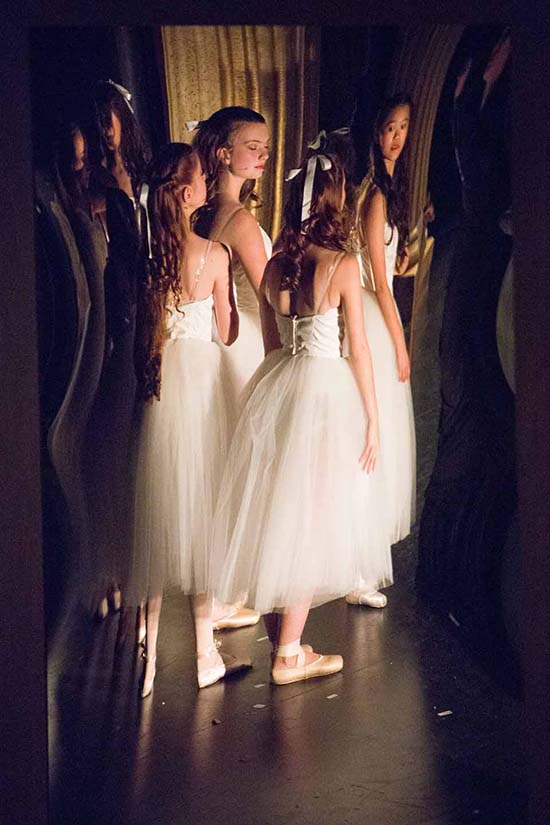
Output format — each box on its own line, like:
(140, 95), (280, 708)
(125, 338), (236, 604)
(219, 307), (264, 396)
(361, 289), (416, 543)
(209, 350), (393, 614)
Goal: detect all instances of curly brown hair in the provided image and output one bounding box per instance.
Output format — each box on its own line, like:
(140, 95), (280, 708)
(135, 142), (197, 401)
(192, 106), (265, 237)
(275, 150), (349, 295)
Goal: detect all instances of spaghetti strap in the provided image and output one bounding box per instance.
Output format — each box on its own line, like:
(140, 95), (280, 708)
(313, 250), (347, 315)
(188, 238), (213, 302)
(213, 206), (246, 241)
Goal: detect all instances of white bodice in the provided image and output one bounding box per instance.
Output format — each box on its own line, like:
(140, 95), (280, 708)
(358, 223), (398, 294)
(277, 307), (342, 359)
(165, 295), (214, 342)
(233, 225), (272, 313)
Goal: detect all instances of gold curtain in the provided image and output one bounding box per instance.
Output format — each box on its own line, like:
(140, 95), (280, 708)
(161, 26), (320, 239)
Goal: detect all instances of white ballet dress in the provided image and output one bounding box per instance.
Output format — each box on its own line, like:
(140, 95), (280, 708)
(127, 241), (236, 603)
(209, 253), (393, 614)
(355, 224), (416, 544)
(217, 219), (272, 395)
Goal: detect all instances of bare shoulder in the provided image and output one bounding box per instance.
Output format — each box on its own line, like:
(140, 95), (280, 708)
(225, 207), (263, 241)
(210, 239), (231, 264)
(335, 252), (360, 285)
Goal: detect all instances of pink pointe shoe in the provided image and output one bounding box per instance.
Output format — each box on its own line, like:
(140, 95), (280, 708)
(271, 640), (343, 686)
(212, 605), (261, 631)
(197, 641), (226, 689)
(345, 589), (388, 608)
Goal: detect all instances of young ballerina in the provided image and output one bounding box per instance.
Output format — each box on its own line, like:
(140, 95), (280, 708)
(209, 148), (392, 684)
(346, 94), (416, 609)
(127, 143), (240, 695)
(192, 106), (272, 630)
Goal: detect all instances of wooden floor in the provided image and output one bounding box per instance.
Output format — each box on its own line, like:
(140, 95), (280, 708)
(47, 230), (525, 825)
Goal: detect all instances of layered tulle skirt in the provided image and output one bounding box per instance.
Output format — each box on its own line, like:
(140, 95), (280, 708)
(361, 289), (416, 543)
(209, 350), (393, 614)
(218, 307), (264, 395)
(126, 338), (236, 604)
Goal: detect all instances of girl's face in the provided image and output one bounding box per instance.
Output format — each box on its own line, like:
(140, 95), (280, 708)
(72, 130), (86, 171)
(101, 109), (122, 152)
(184, 153), (207, 212)
(377, 104), (410, 163)
(221, 122), (270, 180)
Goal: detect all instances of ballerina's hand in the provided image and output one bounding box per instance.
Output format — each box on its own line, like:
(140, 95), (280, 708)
(396, 346), (411, 383)
(359, 423), (378, 474)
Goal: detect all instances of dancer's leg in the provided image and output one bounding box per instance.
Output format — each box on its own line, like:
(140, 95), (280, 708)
(141, 593), (162, 697)
(191, 593), (225, 688)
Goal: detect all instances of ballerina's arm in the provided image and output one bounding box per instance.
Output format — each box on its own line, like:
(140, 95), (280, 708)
(212, 243), (239, 346)
(218, 208), (269, 294)
(338, 254), (379, 474)
(362, 189), (410, 382)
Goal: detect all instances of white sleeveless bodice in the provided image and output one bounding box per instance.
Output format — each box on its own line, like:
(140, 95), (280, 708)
(276, 307), (342, 359)
(165, 294), (214, 342)
(358, 223), (398, 293)
(233, 225), (272, 312)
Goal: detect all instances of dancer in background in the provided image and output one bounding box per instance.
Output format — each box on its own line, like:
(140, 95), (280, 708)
(192, 106), (272, 630)
(347, 94), (416, 610)
(210, 147), (391, 685)
(86, 80), (150, 621)
(128, 143), (241, 695)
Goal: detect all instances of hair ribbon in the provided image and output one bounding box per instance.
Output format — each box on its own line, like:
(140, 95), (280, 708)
(184, 120), (203, 131)
(286, 153), (333, 224)
(106, 79), (134, 114)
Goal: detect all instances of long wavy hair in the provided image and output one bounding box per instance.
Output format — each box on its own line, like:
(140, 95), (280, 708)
(275, 149), (348, 298)
(356, 94), (412, 268)
(192, 106), (266, 236)
(53, 121), (90, 216)
(135, 143), (197, 401)
(94, 80), (150, 195)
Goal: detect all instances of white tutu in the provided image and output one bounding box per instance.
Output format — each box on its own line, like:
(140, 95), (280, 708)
(209, 307), (393, 615)
(354, 224), (416, 544)
(126, 296), (236, 604)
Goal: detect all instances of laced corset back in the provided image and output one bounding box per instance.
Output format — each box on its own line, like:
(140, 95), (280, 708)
(165, 240), (214, 342)
(358, 223), (399, 294)
(274, 251), (346, 359)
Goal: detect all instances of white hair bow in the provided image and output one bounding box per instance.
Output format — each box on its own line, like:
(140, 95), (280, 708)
(184, 120), (202, 131)
(285, 153), (333, 224)
(308, 129), (327, 150)
(106, 79), (134, 114)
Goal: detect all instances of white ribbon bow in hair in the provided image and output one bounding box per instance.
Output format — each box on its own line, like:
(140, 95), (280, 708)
(106, 79), (134, 114)
(308, 129), (327, 150)
(184, 120), (203, 131)
(286, 153), (333, 224)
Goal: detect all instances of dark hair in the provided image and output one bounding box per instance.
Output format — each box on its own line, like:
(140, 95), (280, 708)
(52, 121), (90, 217)
(192, 106), (266, 234)
(357, 94), (412, 266)
(94, 80), (150, 195)
(135, 142), (197, 401)
(275, 149), (348, 294)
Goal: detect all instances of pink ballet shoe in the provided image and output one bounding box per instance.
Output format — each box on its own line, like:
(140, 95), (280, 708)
(271, 640), (343, 685)
(345, 589), (388, 608)
(197, 641), (226, 689)
(213, 606), (261, 631)
(141, 655), (156, 698)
